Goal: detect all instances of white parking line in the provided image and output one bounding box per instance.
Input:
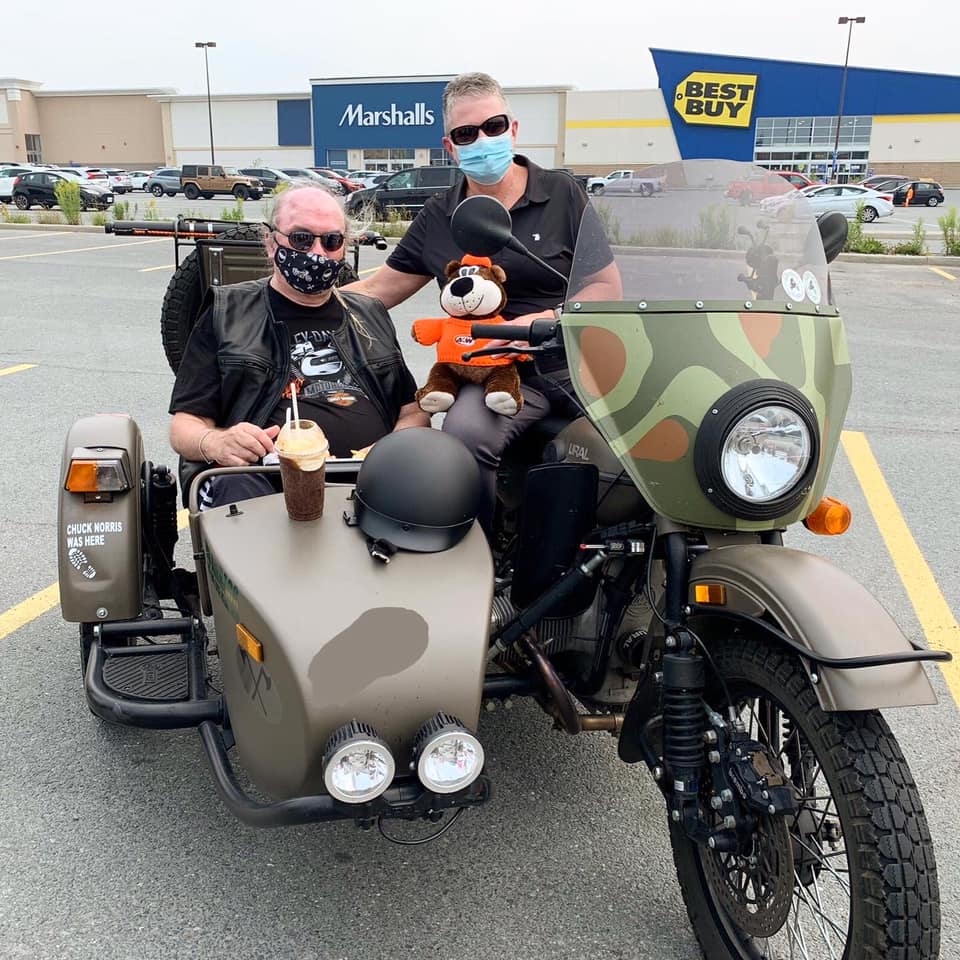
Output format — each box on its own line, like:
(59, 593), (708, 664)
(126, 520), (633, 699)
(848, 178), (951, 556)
(0, 238), (163, 261)
(0, 231), (72, 240)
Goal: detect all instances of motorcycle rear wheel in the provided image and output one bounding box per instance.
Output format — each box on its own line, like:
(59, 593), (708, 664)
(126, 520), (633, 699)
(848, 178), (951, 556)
(669, 638), (940, 959)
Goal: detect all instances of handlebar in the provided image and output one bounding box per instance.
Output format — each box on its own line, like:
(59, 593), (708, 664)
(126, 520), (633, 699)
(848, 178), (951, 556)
(470, 318), (559, 346)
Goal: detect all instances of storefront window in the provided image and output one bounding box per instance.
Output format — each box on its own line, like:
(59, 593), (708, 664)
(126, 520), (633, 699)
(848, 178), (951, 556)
(360, 148), (416, 172)
(430, 148), (452, 166)
(754, 116), (872, 182)
(25, 134), (42, 164)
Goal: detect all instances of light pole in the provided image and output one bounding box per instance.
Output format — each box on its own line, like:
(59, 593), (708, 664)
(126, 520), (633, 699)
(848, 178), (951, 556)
(195, 41), (217, 164)
(832, 16), (865, 182)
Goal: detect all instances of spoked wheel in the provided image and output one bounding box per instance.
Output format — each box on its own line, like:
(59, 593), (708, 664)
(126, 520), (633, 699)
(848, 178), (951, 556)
(670, 639), (940, 959)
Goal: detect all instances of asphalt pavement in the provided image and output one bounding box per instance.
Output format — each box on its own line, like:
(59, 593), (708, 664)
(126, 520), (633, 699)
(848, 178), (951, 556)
(0, 236), (958, 960)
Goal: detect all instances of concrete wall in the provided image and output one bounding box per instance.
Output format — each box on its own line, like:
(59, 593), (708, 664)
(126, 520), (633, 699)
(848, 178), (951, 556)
(510, 91), (562, 168)
(35, 94), (164, 167)
(170, 98), (312, 168)
(562, 89), (680, 173)
(2, 89), (42, 166)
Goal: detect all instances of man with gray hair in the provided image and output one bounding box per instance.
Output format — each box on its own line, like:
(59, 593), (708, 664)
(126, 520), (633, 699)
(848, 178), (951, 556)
(169, 181), (428, 508)
(345, 71), (620, 531)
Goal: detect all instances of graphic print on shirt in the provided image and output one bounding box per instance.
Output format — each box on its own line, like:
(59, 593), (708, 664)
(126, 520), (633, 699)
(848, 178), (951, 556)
(288, 329), (372, 408)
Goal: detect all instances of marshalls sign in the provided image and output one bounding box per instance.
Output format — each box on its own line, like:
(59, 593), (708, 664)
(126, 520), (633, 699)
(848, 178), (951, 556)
(673, 72), (758, 128)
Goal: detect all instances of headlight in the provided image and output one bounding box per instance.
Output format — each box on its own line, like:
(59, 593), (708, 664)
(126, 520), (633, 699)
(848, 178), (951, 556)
(322, 721), (395, 803)
(695, 381), (820, 521)
(414, 713), (484, 794)
(720, 405), (811, 502)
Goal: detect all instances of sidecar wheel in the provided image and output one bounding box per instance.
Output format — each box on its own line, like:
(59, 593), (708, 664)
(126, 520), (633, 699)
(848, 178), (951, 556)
(668, 638), (940, 959)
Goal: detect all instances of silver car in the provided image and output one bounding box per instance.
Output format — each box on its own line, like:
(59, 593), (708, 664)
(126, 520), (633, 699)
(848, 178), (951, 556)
(145, 168), (182, 197)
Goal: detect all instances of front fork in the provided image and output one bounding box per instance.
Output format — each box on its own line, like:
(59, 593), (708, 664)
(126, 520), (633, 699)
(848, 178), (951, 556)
(657, 532), (796, 849)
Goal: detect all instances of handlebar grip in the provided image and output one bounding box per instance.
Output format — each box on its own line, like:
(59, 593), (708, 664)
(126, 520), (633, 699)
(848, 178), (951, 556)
(470, 318), (559, 346)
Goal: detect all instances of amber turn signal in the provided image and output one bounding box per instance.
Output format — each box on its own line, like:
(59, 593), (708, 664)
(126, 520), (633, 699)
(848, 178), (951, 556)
(236, 623), (263, 663)
(803, 496), (852, 536)
(65, 458), (128, 493)
(694, 583), (727, 605)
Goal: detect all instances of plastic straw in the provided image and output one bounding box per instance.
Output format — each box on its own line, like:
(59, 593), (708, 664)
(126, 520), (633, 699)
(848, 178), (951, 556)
(285, 406), (291, 429)
(290, 381), (300, 426)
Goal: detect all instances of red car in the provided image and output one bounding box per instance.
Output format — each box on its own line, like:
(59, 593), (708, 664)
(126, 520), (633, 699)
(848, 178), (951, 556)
(310, 167), (363, 193)
(725, 170), (816, 204)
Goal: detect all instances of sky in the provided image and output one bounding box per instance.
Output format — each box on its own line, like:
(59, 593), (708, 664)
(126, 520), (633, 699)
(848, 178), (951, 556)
(11, 0), (957, 95)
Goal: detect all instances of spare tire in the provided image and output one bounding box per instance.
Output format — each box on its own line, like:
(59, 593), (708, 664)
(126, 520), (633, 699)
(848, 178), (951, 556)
(159, 224), (360, 374)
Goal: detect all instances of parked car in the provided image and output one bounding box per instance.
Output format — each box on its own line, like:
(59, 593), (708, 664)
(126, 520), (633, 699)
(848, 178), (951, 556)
(0, 166), (40, 202)
(145, 168), (182, 197)
(725, 170), (815, 204)
(279, 168), (344, 194)
(858, 174), (909, 190)
(347, 169), (391, 189)
(890, 180), (945, 207)
(345, 165), (462, 219)
(763, 183), (894, 222)
(12, 170), (113, 210)
(54, 169), (113, 195)
(237, 167), (291, 194)
(310, 167), (363, 192)
(57, 166), (110, 187)
(596, 171), (666, 197)
(127, 171), (154, 191)
(103, 168), (133, 194)
(181, 164), (263, 200)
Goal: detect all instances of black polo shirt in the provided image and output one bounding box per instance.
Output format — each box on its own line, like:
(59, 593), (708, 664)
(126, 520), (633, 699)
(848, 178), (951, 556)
(387, 156), (612, 320)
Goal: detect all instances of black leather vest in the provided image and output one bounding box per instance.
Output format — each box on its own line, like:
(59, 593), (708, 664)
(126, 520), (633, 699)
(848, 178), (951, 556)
(179, 279), (409, 502)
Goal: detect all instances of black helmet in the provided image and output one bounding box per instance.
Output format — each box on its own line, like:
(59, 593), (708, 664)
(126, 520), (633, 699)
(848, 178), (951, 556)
(352, 428), (482, 552)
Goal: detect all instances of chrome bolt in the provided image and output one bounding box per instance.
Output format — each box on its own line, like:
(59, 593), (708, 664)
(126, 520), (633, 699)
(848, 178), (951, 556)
(96, 607), (108, 619)
(654, 671), (663, 684)
(744, 301), (753, 309)
(708, 750), (721, 764)
(653, 766), (664, 781)
(720, 789), (733, 803)
(768, 804), (777, 815)
(665, 636), (677, 649)
(703, 730), (718, 745)
(723, 816), (736, 830)
(810, 672), (820, 684)
(708, 836), (717, 849)
(762, 790), (770, 800)
(485, 701), (496, 712)
(573, 302), (582, 311)
(503, 698), (513, 710)
(695, 300), (705, 309)
(710, 796), (723, 810)
(638, 301), (647, 310)
(786, 302), (793, 310)
(683, 605), (692, 615)
(671, 809), (681, 822)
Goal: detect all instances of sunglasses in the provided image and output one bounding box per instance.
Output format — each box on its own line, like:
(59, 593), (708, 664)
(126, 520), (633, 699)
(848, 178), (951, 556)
(448, 113), (511, 147)
(270, 226), (345, 253)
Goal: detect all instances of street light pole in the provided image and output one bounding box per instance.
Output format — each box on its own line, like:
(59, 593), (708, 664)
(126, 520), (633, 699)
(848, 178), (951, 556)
(832, 16), (865, 182)
(195, 41), (217, 164)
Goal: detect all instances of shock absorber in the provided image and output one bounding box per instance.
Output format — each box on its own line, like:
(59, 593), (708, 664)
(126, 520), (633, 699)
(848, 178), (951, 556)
(150, 465), (179, 568)
(663, 649), (706, 802)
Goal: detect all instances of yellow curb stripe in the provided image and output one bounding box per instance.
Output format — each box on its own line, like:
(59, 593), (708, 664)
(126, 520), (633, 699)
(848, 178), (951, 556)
(0, 238), (163, 261)
(929, 266), (957, 281)
(0, 510), (190, 643)
(139, 264), (176, 272)
(0, 363), (37, 377)
(874, 113), (960, 124)
(841, 430), (960, 705)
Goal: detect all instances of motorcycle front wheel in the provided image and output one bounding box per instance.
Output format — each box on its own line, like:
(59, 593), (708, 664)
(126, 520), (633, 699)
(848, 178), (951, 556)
(669, 638), (940, 959)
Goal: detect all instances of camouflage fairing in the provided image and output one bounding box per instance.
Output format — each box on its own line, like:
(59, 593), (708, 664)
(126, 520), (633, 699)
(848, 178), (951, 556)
(564, 160), (851, 530)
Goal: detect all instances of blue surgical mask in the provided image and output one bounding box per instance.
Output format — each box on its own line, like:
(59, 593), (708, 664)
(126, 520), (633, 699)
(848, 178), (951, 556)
(456, 132), (514, 185)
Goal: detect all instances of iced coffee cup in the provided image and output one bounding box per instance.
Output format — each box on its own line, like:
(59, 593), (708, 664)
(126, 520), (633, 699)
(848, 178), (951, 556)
(275, 420), (329, 521)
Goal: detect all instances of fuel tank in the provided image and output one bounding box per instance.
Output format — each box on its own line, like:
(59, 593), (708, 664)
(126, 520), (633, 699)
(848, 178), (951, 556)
(198, 487), (494, 800)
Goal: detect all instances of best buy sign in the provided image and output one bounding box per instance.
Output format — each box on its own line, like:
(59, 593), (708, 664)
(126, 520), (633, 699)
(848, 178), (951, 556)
(673, 72), (758, 128)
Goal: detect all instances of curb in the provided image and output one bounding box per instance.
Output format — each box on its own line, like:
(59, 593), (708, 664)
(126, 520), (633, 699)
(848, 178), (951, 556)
(0, 222), (104, 234)
(836, 252), (959, 265)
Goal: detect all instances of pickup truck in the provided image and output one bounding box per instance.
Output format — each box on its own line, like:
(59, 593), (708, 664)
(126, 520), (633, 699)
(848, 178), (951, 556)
(724, 170), (816, 205)
(586, 169), (665, 197)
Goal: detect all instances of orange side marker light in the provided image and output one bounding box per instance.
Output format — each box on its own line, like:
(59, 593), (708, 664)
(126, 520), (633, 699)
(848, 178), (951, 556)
(236, 623), (264, 663)
(803, 496), (852, 536)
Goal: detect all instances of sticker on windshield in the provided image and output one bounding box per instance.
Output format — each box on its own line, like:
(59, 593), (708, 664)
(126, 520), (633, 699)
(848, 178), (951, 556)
(802, 271), (822, 305)
(781, 269), (804, 302)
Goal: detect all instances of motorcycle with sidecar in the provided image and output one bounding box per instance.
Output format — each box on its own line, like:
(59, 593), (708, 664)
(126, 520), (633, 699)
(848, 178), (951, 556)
(59, 160), (947, 959)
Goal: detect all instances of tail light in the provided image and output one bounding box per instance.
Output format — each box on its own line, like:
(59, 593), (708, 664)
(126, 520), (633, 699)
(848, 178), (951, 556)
(880, 194), (893, 203)
(12, 176), (20, 186)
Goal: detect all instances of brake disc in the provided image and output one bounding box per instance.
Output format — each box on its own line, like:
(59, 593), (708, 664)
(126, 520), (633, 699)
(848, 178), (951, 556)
(702, 815), (795, 939)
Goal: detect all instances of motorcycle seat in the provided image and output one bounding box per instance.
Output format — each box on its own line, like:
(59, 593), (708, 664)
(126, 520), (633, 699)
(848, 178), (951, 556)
(524, 415), (573, 444)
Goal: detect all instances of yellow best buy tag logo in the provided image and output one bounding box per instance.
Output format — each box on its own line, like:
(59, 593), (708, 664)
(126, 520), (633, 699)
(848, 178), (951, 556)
(674, 72), (758, 128)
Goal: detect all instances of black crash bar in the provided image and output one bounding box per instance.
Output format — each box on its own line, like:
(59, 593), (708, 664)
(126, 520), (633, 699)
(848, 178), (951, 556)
(198, 721), (491, 828)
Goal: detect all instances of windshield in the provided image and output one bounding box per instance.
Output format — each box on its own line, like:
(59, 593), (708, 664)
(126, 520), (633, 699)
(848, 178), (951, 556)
(223, 166), (240, 175)
(569, 160), (831, 309)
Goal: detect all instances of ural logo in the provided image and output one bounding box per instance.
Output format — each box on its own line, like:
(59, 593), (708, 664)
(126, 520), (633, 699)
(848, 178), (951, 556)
(568, 442), (590, 460)
(454, 335), (474, 345)
(339, 102), (436, 127)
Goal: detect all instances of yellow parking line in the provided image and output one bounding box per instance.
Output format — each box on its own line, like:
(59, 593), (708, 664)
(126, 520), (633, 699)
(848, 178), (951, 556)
(140, 264), (176, 272)
(0, 510), (189, 643)
(929, 266), (957, 281)
(0, 363), (36, 377)
(0, 238), (163, 262)
(841, 431), (960, 704)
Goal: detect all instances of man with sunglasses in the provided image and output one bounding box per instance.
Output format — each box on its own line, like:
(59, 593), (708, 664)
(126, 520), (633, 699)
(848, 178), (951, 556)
(346, 71), (620, 531)
(169, 182), (428, 508)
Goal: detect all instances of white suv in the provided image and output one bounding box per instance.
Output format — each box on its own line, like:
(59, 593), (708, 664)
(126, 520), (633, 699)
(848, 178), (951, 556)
(103, 169), (134, 194)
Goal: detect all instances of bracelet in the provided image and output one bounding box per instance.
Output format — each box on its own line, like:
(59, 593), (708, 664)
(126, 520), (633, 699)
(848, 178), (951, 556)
(198, 429), (216, 464)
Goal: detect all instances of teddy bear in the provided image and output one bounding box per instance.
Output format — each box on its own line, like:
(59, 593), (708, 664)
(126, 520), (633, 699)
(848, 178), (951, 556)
(411, 254), (527, 417)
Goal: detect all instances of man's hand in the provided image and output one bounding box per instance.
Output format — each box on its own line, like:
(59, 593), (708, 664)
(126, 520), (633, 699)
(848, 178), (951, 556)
(484, 311), (553, 352)
(205, 423), (281, 466)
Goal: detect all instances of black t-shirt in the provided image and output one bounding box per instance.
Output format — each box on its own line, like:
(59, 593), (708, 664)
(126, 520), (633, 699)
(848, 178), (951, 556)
(387, 155), (613, 318)
(170, 287), (391, 458)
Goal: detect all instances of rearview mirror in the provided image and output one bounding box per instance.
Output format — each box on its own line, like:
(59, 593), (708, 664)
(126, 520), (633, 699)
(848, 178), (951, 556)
(818, 211), (848, 264)
(450, 195), (514, 256)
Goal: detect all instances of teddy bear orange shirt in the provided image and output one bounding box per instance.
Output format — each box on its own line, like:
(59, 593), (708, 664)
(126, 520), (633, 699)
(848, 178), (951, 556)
(411, 316), (527, 367)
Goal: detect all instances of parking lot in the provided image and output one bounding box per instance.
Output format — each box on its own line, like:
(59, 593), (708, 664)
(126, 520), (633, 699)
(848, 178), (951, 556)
(1, 234), (959, 960)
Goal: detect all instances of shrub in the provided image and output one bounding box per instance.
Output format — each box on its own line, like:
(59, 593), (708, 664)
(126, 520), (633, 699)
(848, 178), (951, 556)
(91, 211), (110, 226)
(54, 179), (82, 225)
(112, 200), (130, 220)
(144, 199), (160, 221)
(0, 203), (10, 223)
(938, 207), (960, 257)
(7, 212), (30, 224)
(220, 199), (245, 221)
(695, 204), (735, 249)
(37, 210), (65, 224)
(843, 201), (886, 253)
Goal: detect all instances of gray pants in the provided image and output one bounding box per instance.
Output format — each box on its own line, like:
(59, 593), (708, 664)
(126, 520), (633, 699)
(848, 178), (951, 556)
(441, 373), (578, 532)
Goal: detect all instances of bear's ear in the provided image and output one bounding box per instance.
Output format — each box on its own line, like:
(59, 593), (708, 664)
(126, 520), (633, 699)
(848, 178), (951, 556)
(444, 260), (462, 279)
(490, 264), (506, 284)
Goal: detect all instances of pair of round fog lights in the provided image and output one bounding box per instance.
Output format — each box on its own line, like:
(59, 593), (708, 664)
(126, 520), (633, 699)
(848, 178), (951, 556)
(322, 714), (484, 804)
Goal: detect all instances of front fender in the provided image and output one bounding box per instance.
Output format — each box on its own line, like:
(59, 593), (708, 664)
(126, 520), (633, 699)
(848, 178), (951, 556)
(688, 544), (938, 711)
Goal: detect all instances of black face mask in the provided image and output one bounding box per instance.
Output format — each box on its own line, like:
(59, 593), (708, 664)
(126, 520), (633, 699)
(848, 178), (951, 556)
(274, 245), (344, 295)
